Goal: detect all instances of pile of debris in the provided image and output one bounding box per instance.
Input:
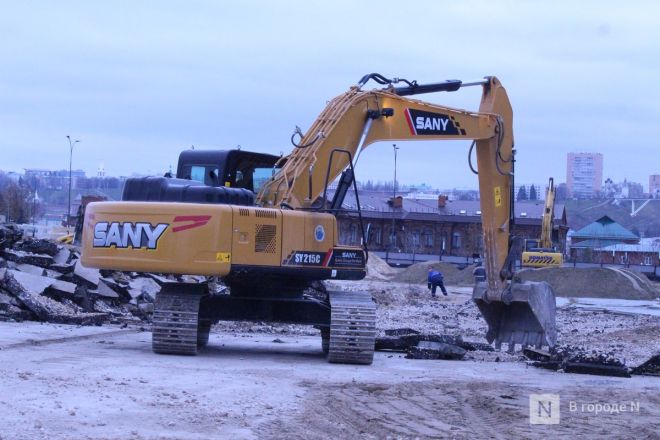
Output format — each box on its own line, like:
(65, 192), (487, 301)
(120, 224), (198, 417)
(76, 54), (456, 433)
(0, 224), (200, 325)
(375, 328), (493, 360)
(524, 345), (660, 378)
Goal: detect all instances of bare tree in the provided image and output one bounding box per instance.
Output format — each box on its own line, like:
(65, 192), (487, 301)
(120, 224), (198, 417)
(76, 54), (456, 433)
(0, 173), (32, 223)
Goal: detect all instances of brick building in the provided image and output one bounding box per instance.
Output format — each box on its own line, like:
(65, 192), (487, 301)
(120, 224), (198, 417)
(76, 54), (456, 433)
(334, 191), (568, 258)
(591, 243), (659, 266)
(569, 215), (640, 261)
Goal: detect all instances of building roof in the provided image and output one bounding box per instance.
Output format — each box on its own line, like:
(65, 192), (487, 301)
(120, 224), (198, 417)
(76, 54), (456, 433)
(600, 243), (660, 253)
(335, 190), (566, 223)
(572, 215), (639, 241)
(571, 239), (625, 249)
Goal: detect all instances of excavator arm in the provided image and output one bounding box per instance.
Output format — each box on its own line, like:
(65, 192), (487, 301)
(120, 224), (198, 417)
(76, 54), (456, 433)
(540, 178), (556, 249)
(258, 74), (556, 349)
(257, 75), (513, 300)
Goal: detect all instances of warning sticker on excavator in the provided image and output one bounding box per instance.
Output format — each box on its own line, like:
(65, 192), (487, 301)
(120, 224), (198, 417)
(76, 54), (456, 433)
(215, 252), (231, 263)
(494, 186), (502, 207)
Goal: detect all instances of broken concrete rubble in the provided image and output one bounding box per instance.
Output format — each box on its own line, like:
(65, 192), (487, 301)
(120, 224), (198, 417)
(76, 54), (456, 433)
(375, 331), (493, 354)
(406, 341), (467, 360)
(50, 262), (75, 274)
(53, 247), (71, 265)
(384, 328), (420, 337)
(99, 277), (131, 302)
(45, 279), (78, 299)
(631, 354), (660, 377)
(14, 238), (59, 256)
(3, 249), (53, 267)
(524, 344), (631, 377)
(16, 263), (50, 277)
(1, 269), (105, 325)
(0, 224), (22, 249)
(0, 233), (168, 326)
(94, 279), (120, 299)
(74, 260), (101, 288)
(128, 277), (160, 302)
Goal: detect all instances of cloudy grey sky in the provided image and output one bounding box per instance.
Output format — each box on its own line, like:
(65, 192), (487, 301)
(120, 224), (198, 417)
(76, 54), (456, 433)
(1, 1), (658, 190)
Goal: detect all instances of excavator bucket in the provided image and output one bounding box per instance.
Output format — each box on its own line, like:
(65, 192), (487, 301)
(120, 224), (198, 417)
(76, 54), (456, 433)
(472, 281), (556, 351)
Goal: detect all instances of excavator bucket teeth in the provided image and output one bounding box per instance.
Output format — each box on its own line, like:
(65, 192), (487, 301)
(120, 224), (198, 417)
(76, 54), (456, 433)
(472, 281), (556, 351)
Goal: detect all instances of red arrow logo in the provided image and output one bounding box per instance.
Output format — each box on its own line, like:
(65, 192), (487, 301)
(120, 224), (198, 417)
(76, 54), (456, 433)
(172, 215), (212, 232)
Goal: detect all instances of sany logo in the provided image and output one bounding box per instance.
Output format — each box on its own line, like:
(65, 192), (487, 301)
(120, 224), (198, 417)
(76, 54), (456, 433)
(416, 116), (449, 131)
(93, 222), (168, 249)
(92, 215), (212, 249)
(404, 108), (461, 136)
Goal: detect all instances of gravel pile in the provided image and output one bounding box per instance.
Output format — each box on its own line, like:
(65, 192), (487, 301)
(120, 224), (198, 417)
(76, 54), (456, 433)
(516, 266), (659, 299)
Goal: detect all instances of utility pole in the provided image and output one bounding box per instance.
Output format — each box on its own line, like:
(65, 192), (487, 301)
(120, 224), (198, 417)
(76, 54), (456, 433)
(391, 144), (399, 252)
(393, 144), (399, 199)
(66, 135), (80, 232)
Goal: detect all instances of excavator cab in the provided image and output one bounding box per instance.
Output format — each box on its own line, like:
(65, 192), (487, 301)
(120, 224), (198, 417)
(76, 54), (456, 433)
(176, 149), (284, 193)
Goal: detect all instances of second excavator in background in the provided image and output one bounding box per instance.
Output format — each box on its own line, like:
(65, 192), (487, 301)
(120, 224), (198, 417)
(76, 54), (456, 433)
(521, 177), (564, 268)
(81, 73), (557, 363)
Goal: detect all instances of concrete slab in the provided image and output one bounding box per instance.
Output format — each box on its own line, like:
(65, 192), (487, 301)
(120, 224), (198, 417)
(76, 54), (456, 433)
(95, 279), (120, 299)
(52, 248), (71, 265)
(15, 263), (46, 276)
(74, 259), (100, 288)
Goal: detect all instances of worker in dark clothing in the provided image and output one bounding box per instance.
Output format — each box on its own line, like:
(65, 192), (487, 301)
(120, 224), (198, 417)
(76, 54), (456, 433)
(427, 268), (448, 297)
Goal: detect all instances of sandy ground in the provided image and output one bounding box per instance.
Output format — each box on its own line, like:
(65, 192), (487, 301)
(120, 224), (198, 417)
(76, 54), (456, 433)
(0, 322), (658, 440)
(1, 281), (660, 440)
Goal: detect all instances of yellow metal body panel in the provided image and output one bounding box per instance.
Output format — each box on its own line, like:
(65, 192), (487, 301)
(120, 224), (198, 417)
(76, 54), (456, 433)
(81, 201), (234, 276)
(231, 207), (281, 267)
(303, 212), (335, 253)
(521, 251), (563, 268)
(280, 210), (336, 264)
(82, 201), (349, 276)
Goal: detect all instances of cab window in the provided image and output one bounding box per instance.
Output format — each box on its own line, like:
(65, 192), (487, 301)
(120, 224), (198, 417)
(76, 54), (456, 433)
(253, 167), (274, 192)
(188, 165), (220, 186)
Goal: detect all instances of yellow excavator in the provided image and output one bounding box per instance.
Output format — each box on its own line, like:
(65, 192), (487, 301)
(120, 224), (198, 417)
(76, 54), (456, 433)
(521, 178), (563, 268)
(81, 73), (556, 363)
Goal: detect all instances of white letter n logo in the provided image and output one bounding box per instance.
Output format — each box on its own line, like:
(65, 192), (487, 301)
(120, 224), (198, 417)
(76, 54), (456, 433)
(529, 394), (560, 425)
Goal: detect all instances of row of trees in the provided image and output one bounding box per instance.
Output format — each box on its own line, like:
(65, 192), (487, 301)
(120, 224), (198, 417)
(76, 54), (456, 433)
(516, 184), (539, 201)
(0, 172), (41, 223)
(516, 183), (570, 202)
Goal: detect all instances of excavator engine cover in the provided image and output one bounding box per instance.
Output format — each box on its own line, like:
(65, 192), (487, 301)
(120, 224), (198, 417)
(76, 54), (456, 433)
(472, 281), (556, 350)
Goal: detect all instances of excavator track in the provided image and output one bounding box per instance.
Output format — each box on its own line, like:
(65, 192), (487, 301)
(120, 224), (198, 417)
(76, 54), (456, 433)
(327, 291), (376, 365)
(152, 289), (204, 355)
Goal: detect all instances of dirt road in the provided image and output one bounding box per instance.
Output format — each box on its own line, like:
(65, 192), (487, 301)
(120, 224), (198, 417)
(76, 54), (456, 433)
(0, 321), (658, 439)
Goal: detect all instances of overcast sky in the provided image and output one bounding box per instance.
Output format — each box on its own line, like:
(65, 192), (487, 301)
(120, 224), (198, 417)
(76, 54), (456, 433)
(1, 1), (658, 190)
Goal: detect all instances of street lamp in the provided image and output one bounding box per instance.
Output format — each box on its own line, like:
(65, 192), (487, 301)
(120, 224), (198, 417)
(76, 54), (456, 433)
(66, 135), (80, 231)
(393, 143), (399, 199)
(390, 144), (400, 252)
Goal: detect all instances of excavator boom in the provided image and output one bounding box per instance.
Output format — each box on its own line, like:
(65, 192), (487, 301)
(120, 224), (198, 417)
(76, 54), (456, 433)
(257, 74), (556, 349)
